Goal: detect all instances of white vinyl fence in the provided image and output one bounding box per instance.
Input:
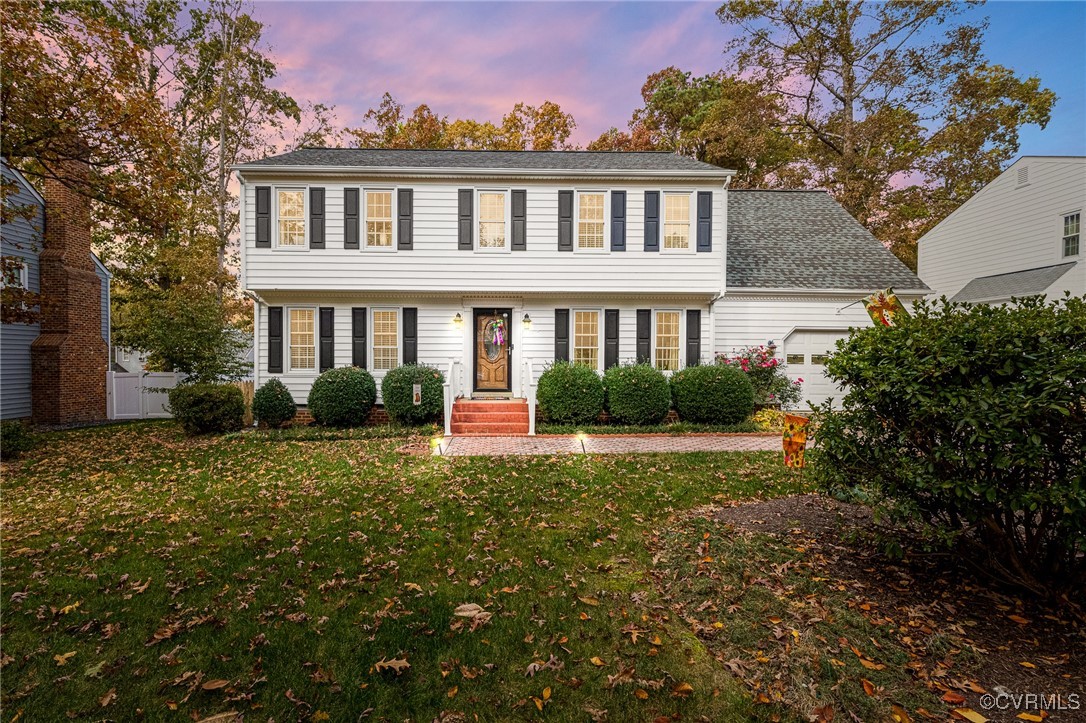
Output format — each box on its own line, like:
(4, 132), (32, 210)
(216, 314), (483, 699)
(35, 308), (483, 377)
(107, 372), (182, 420)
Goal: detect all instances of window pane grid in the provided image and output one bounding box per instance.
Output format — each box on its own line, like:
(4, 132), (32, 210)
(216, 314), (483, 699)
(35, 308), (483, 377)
(289, 309), (315, 370)
(479, 193), (506, 248)
(664, 194), (689, 250)
(278, 190), (305, 246)
(373, 310), (398, 370)
(655, 311), (680, 371)
(573, 311), (599, 369)
(1064, 213), (1081, 257)
(366, 191), (393, 247)
(578, 193), (605, 249)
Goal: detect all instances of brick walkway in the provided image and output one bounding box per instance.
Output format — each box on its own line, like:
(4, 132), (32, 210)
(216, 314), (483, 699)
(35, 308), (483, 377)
(437, 434), (780, 456)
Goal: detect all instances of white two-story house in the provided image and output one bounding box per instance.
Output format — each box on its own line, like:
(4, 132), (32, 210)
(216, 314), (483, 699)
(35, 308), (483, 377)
(918, 156), (1086, 304)
(235, 149), (926, 431)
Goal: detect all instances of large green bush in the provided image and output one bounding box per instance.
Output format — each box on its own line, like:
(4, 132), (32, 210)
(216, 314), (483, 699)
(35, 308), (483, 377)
(536, 361), (604, 425)
(252, 378), (296, 428)
(307, 367), (377, 427)
(381, 364), (445, 425)
(813, 296), (1086, 593)
(603, 363), (671, 425)
(1, 420), (35, 460)
(670, 364), (755, 424)
(168, 382), (246, 435)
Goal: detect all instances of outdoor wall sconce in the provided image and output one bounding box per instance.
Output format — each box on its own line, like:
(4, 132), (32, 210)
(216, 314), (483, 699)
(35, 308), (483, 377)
(766, 340), (778, 356)
(453, 312), (464, 329)
(522, 313), (532, 330)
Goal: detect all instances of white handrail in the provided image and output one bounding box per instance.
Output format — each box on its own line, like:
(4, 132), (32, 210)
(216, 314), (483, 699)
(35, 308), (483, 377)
(523, 357), (537, 436)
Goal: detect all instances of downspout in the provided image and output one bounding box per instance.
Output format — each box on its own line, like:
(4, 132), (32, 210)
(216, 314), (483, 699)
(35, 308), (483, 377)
(244, 289), (266, 422)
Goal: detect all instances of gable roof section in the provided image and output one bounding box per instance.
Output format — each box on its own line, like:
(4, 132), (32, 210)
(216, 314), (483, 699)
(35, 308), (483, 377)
(950, 262), (1077, 303)
(727, 190), (928, 292)
(235, 148), (731, 178)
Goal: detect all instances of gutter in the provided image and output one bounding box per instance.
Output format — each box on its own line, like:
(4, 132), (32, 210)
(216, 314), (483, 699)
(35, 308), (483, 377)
(231, 164), (735, 181)
(724, 287), (932, 296)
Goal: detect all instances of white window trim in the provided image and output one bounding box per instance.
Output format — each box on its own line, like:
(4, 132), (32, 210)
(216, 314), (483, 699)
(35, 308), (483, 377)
(363, 187), (398, 252)
(474, 188), (512, 253)
(651, 308), (685, 373)
(660, 191), (695, 254)
(1061, 209), (1081, 258)
(273, 186), (309, 251)
(286, 306), (318, 373)
(574, 190), (610, 254)
(1, 258), (27, 289)
(370, 307), (403, 372)
(571, 308), (605, 373)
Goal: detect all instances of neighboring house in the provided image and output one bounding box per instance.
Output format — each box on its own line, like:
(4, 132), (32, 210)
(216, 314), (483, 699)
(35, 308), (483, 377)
(0, 158), (110, 423)
(112, 346), (148, 373)
(234, 148), (926, 425)
(918, 156), (1086, 304)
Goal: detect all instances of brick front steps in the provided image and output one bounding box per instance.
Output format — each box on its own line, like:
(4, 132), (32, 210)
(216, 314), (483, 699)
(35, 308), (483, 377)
(450, 398), (530, 436)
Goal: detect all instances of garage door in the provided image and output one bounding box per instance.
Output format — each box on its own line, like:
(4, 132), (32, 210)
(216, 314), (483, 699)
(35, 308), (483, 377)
(782, 330), (850, 409)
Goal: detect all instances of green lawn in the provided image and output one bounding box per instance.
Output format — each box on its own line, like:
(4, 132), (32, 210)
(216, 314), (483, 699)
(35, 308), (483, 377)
(1, 421), (811, 721)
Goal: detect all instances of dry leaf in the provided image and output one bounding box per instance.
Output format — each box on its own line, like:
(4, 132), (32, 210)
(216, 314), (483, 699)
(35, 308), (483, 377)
(942, 691), (967, 705)
(54, 651), (76, 666)
(891, 704), (912, 723)
(672, 682), (694, 697)
(1016, 714), (1044, 722)
(1019, 661), (1036, 668)
(202, 679), (230, 691)
(634, 688), (649, 700)
(1008, 615), (1030, 625)
(590, 656), (606, 667)
(374, 657), (410, 675)
(953, 709), (989, 723)
(447, 686), (457, 699)
(99, 688), (116, 707)
(861, 679), (876, 696)
(578, 596), (599, 606)
(195, 713), (240, 723)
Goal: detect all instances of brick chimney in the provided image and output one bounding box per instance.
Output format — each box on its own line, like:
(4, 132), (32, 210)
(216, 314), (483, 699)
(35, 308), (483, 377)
(30, 158), (108, 424)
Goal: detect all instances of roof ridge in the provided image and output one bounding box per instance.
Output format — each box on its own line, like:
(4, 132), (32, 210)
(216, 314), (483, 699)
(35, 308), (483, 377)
(298, 146), (681, 155)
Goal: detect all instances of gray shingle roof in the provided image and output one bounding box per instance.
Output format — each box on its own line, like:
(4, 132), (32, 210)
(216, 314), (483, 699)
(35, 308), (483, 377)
(727, 190), (928, 291)
(236, 147), (729, 175)
(950, 262), (1077, 302)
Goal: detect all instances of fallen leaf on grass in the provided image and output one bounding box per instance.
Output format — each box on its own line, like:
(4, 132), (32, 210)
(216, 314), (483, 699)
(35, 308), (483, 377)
(891, 704), (912, 722)
(54, 651), (76, 666)
(671, 682), (694, 697)
(953, 709), (989, 723)
(1016, 714), (1044, 722)
(578, 596), (599, 606)
(634, 688), (649, 700)
(942, 691), (967, 705)
(99, 688), (116, 707)
(59, 602), (81, 615)
(374, 657), (410, 676)
(589, 657), (606, 667)
(202, 679), (230, 691)
(862, 679), (876, 696)
(195, 713), (239, 723)
(1007, 615), (1030, 625)
(447, 686), (457, 699)
(1019, 661), (1036, 668)
(84, 660), (106, 678)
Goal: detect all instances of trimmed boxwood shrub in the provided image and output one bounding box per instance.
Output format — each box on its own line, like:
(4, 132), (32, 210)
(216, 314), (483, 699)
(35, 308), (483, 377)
(670, 364), (755, 424)
(381, 364), (445, 424)
(536, 361), (604, 425)
(168, 382), (246, 435)
(603, 363), (671, 425)
(252, 378), (296, 428)
(1, 420), (35, 460)
(307, 366), (377, 427)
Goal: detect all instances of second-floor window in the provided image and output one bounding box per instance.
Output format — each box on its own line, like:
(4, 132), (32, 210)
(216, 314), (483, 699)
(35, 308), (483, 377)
(577, 192), (606, 250)
(366, 190), (394, 248)
(478, 191), (507, 250)
(1064, 212), (1081, 258)
(277, 189), (306, 247)
(372, 309), (399, 370)
(655, 310), (681, 371)
(663, 193), (690, 251)
(573, 310), (601, 370)
(289, 308), (315, 371)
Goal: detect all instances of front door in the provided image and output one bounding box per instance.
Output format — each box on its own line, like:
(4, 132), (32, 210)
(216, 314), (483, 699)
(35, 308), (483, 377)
(474, 308), (512, 392)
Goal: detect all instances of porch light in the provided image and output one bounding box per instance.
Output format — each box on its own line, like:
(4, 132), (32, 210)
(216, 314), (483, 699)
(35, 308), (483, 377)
(522, 313), (532, 330)
(453, 312), (464, 329)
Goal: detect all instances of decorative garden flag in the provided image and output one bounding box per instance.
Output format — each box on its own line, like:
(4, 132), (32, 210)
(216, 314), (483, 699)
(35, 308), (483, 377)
(782, 414), (809, 468)
(863, 288), (910, 327)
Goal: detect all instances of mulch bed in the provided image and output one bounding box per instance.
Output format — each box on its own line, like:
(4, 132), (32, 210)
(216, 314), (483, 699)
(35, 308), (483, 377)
(706, 494), (1085, 723)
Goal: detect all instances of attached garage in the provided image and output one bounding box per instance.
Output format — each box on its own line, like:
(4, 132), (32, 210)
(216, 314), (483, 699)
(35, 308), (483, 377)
(782, 329), (851, 409)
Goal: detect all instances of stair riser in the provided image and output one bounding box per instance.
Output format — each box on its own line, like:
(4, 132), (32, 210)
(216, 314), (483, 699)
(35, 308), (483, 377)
(452, 412), (530, 423)
(454, 405), (528, 414)
(450, 423), (530, 435)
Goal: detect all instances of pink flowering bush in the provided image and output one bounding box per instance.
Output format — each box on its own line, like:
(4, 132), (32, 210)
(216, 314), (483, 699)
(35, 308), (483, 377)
(714, 345), (803, 408)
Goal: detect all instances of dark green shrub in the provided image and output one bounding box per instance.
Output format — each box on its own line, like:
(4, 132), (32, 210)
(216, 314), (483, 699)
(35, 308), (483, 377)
(670, 364), (755, 424)
(168, 382), (246, 435)
(602, 363), (671, 425)
(252, 378), (296, 428)
(1, 420), (35, 460)
(307, 367), (377, 427)
(813, 296), (1086, 593)
(381, 364), (445, 424)
(536, 361), (604, 425)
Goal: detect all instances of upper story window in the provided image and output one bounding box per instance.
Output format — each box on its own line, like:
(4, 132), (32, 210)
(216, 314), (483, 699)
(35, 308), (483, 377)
(654, 310), (681, 371)
(577, 192), (606, 250)
(1, 258), (28, 289)
(289, 308), (315, 371)
(366, 190), (394, 248)
(1063, 212), (1080, 258)
(478, 191), (507, 250)
(573, 310), (601, 370)
(372, 309), (399, 370)
(663, 193), (691, 251)
(277, 189), (306, 247)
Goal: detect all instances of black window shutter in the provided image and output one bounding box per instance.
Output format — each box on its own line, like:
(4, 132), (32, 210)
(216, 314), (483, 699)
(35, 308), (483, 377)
(344, 188), (360, 249)
(398, 188), (413, 250)
(351, 307), (367, 368)
(319, 307), (334, 371)
(604, 309), (620, 369)
(636, 309), (651, 363)
(255, 186), (271, 247)
(309, 187), (325, 248)
(402, 307), (418, 365)
(557, 190), (573, 252)
(267, 306), (283, 373)
(644, 191), (659, 252)
(458, 189), (473, 250)
(696, 191), (712, 252)
(511, 189), (527, 251)
(686, 310), (702, 366)
(611, 191), (626, 251)
(554, 309), (570, 361)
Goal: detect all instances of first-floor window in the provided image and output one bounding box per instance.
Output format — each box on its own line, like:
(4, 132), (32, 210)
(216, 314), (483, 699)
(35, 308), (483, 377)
(289, 308), (315, 370)
(1064, 212), (1081, 257)
(654, 310), (680, 371)
(372, 309), (399, 370)
(277, 189), (306, 247)
(573, 310), (600, 369)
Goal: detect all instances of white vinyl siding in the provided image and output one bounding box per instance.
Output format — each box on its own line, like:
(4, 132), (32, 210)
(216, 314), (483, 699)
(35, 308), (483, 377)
(372, 308), (399, 370)
(277, 189), (306, 248)
(366, 190), (394, 249)
(663, 193), (691, 251)
(478, 191), (508, 251)
(1063, 212), (1080, 258)
(572, 310), (601, 370)
(576, 192), (606, 251)
(288, 308), (315, 371)
(654, 310), (681, 371)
